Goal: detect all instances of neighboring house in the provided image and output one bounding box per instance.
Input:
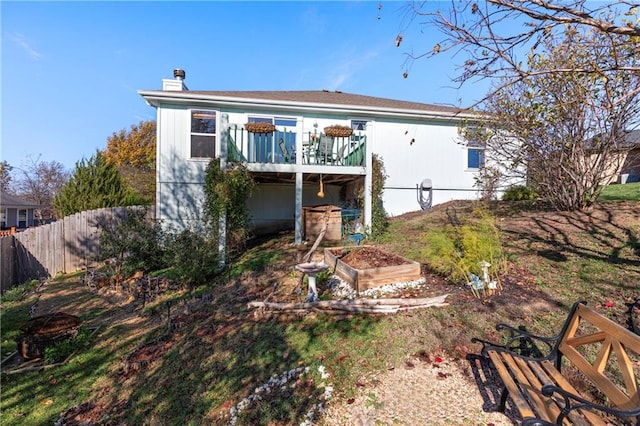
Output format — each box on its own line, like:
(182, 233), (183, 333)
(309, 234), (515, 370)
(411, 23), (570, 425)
(590, 129), (640, 185)
(0, 192), (41, 230)
(138, 69), (484, 245)
(618, 129), (640, 183)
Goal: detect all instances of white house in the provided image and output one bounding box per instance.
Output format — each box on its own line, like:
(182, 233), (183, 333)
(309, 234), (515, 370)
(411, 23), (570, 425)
(138, 69), (483, 246)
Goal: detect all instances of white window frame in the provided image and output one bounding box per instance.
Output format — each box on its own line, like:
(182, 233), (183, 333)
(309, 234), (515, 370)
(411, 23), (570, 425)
(190, 109), (218, 160)
(18, 209), (27, 228)
(350, 119), (369, 143)
(467, 146), (485, 170)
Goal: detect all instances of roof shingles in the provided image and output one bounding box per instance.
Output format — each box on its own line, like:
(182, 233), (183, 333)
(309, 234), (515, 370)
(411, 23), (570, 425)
(183, 90), (467, 115)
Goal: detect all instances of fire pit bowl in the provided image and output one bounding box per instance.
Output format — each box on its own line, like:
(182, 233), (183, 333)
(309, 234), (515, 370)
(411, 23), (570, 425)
(16, 312), (82, 359)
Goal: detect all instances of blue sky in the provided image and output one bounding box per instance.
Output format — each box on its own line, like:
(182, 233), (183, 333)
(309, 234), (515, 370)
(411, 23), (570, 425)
(2, 1), (490, 171)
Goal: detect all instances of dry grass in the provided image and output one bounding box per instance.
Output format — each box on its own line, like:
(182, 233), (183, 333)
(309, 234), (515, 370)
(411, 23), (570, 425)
(2, 200), (638, 425)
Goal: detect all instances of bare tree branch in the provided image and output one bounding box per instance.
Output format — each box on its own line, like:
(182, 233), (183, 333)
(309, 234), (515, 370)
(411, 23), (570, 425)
(401, 0), (640, 107)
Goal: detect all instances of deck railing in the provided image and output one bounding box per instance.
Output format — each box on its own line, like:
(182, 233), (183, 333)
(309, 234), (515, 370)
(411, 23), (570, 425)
(227, 125), (366, 167)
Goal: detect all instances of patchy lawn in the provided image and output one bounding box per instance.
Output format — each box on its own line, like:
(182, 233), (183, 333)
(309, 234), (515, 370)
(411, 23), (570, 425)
(1, 200), (638, 425)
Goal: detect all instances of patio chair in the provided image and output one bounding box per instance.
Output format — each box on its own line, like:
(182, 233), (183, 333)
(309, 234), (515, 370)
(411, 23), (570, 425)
(316, 135), (335, 164)
(335, 144), (347, 165)
(278, 138), (291, 163)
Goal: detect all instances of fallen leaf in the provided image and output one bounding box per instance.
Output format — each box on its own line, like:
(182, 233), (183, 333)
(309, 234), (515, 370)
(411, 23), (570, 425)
(347, 398), (355, 404)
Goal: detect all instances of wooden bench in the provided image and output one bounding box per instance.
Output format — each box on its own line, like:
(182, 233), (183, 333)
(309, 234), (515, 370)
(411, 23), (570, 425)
(473, 300), (640, 425)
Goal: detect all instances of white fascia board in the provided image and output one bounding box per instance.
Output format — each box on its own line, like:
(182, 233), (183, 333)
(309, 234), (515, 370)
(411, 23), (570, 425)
(137, 90), (479, 122)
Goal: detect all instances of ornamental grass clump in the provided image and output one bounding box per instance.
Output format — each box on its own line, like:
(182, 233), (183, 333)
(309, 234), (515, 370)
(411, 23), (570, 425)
(421, 208), (507, 289)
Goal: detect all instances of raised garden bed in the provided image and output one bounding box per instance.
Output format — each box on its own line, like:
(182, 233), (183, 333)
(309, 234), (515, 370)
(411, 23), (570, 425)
(324, 246), (421, 293)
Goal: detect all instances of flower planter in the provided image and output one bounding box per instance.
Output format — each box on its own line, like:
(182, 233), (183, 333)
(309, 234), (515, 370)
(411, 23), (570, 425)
(245, 122), (276, 134)
(324, 246), (421, 293)
(324, 125), (353, 138)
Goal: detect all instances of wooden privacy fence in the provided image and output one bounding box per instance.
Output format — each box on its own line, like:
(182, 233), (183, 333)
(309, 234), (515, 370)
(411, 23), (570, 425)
(0, 206), (153, 293)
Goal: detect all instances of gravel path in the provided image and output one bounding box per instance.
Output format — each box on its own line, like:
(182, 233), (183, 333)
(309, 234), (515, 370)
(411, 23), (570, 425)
(321, 354), (515, 426)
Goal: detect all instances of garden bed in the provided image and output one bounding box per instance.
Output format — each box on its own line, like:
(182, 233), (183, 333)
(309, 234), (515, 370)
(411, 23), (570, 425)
(324, 246), (421, 293)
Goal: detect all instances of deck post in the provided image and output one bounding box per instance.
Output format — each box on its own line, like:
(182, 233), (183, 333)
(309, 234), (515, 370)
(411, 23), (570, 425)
(364, 123), (373, 232)
(295, 171), (303, 244)
(218, 114), (229, 268)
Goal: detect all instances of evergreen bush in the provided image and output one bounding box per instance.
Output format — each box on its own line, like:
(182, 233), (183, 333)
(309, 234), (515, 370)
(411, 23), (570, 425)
(54, 151), (142, 217)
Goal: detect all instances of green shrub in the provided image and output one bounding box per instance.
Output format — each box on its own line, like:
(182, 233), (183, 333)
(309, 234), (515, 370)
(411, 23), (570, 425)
(502, 185), (537, 201)
(422, 209), (507, 284)
(203, 160), (255, 257)
(371, 155), (389, 237)
(43, 326), (93, 364)
(0, 280), (39, 303)
(97, 207), (166, 275)
(164, 229), (220, 286)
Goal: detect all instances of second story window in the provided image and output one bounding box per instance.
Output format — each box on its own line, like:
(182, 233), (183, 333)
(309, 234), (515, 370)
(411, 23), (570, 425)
(351, 120), (368, 131)
(191, 110), (217, 159)
(351, 120), (369, 143)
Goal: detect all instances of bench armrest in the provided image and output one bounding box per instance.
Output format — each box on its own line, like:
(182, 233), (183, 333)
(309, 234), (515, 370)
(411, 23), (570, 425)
(472, 323), (560, 359)
(542, 384), (640, 424)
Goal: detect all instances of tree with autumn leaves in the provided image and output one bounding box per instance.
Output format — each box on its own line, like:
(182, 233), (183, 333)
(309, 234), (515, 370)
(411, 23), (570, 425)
(103, 120), (156, 204)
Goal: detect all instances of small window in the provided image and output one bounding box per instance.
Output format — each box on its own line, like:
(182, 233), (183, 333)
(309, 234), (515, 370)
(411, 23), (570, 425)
(191, 110), (216, 159)
(275, 117), (297, 127)
(467, 147), (485, 169)
(351, 120), (369, 143)
(351, 120), (368, 131)
(18, 209), (27, 228)
(0, 210), (6, 228)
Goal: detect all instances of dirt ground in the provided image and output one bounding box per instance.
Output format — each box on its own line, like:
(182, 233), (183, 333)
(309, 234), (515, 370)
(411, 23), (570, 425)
(18, 201), (640, 425)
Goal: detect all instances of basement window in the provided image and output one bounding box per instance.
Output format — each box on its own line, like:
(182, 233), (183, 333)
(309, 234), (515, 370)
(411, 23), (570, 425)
(191, 110), (217, 159)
